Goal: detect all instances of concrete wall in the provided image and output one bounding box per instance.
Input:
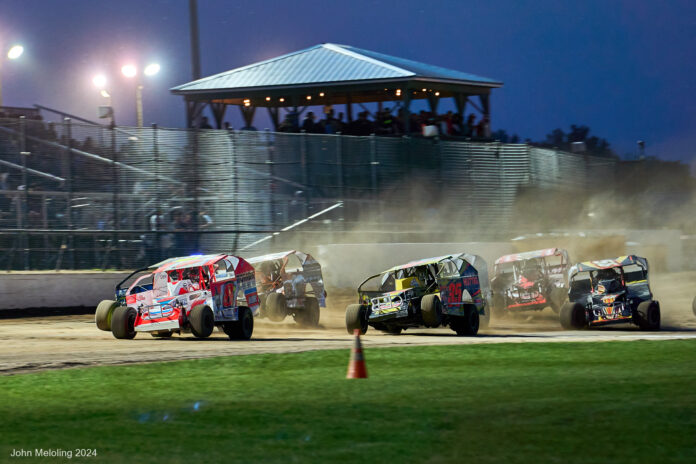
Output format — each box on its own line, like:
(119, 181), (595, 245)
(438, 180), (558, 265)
(0, 271), (130, 310)
(314, 242), (514, 289)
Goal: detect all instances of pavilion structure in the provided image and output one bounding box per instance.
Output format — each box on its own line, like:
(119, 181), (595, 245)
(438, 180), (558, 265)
(171, 43), (503, 132)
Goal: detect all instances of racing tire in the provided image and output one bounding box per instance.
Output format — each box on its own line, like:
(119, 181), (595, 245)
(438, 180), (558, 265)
(637, 300), (660, 331)
(549, 288), (568, 314)
(264, 293), (287, 322)
(345, 304), (369, 335)
(421, 294), (442, 328)
(190, 305), (215, 339)
(692, 296), (696, 318)
(151, 332), (173, 338)
(95, 299), (118, 331)
(451, 305), (480, 336)
(294, 297), (320, 327)
(224, 306), (254, 340)
(560, 302), (586, 330)
(111, 306), (137, 339)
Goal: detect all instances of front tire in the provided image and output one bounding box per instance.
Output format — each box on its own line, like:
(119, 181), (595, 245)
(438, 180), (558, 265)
(111, 306), (137, 339)
(421, 294), (442, 328)
(692, 296), (696, 318)
(223, 306), (254, 340)
(560, 302), (586, 329)
(190, 305), (215, 338)
(637, 300), (660, 331)
(95, 299), (118, 331)
(294, 297), (320, 327)
(345, 304), (368, 335)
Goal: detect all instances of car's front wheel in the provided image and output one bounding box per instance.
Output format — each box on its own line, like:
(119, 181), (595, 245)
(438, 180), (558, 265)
(111, 306), (137, 339)
(190, 305), (215, 338)
(637, 300), (660, 331)
(345, 304), (369, 335)
(560, 302), (586, 329)
(95, 299), (118, 331)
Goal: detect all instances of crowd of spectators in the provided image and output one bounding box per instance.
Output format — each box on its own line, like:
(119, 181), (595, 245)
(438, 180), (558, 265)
(275, 108), (491, 139)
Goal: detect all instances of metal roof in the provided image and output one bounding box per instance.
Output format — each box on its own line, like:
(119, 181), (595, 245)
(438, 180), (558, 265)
(171, 43), (501, 93)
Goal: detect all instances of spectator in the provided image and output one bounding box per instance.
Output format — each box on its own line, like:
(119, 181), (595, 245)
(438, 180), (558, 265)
(199, 116), (213, 129)
(464, 114), (477, 137)
(301, 111), (320, 133)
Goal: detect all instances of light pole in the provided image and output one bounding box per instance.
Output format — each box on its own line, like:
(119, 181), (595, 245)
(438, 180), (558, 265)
(121, 63), (160, 127)
(0, 44), (24, 108)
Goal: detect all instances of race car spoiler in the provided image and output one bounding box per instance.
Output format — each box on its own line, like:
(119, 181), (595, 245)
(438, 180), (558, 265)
(495, 248), (567, 265)
(569, 255), (649, 279)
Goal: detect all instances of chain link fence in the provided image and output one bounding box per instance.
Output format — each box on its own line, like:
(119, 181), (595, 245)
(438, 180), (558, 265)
(0, 117), (617, 269)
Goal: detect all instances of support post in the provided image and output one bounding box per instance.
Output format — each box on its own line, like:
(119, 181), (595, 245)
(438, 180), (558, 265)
(336, 132), (344, 223)
(300, 130), (309, 218)
(402, 90), (412, 134)
(152, 123), (161, 262)
(370, 133), (378, 199)
(19, 117), (29, 269)
(346, 94), (353, 122)
(111, 124), (119, 268)
(64, 117), (74, 269)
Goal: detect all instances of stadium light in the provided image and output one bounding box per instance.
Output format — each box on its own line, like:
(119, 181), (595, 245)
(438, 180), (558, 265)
(121, 64), (137, 78)
(143, 63), (160, 76)
(7, 45), (24, 60)
(92, 74), (107, 89)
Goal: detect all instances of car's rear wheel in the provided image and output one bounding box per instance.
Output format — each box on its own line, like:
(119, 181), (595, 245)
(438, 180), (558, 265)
(345, 304), (369, 335)
(95, 299), (118, 331)
(692, 296), (696, 318)
(637, 300), (660, 331)
(265, 293), (287, 322)
(421, 294), (442, 328)
(451, 305), (479, 336)
(111, 306), (137, 339)
(294, 297), (320, 327)
(190, 305), (215, 338)
(560, 302), (586, 329)
(224, 306), (254, 340)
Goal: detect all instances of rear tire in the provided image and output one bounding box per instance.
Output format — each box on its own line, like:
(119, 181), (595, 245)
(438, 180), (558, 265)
(637, 300), (660, 331)
(95, 299), (118, 331)
(451, 305), (479, 336)
(111, 306), (137, 339)
(421, 294), (442, 328)
(560, 302), (586, 329)
(294, 297), (320, 327)
(692, 296), (696, 318)
(345, 304), (368, 335)
(265, 293), (287, 322)
(224, 306), (254, 340)
(190, 305), (215, 338)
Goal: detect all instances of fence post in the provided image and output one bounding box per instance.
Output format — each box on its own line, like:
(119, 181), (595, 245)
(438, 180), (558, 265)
(370, 133), (378, 201)
(18, 116), (30, 269)
(152, 123), (160, 261)
(336, 133), (344, 223)
(192, 127), (200, 253)
(300, 130), (309, 217)
(266, 128), (275, 231)
(111, 123), (119, 268)
(64, 117), (74, 269)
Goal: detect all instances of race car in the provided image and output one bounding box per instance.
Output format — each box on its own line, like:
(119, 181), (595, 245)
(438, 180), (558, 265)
(491, 248), (570, 316)
(247, 250), (326, 327)
(345, 253), (491, 336)
(96, 254), (260, 340)
(560, 255), (660, 330)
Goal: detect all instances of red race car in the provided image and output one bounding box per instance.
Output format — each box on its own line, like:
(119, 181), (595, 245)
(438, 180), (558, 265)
(105, 254), (259, 340)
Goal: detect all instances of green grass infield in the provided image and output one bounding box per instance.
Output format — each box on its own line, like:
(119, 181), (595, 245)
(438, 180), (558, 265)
(1, 340), (695, 463)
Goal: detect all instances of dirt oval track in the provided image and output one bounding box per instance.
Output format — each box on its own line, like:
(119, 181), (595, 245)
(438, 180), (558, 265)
(1, 271), (695, 375)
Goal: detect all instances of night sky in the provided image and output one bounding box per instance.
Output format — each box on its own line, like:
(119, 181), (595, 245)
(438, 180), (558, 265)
(1, 0), (694, 161)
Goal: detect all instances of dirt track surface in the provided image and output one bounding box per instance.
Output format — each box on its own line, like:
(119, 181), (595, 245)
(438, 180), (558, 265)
(2, 271), (695, 375)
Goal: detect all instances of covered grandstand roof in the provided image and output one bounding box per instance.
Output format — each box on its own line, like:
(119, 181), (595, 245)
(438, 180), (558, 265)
(172, 43), (501, 96)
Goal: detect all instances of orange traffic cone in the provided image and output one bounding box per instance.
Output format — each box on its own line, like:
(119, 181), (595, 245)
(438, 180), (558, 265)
(347, 329), (368, 379)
